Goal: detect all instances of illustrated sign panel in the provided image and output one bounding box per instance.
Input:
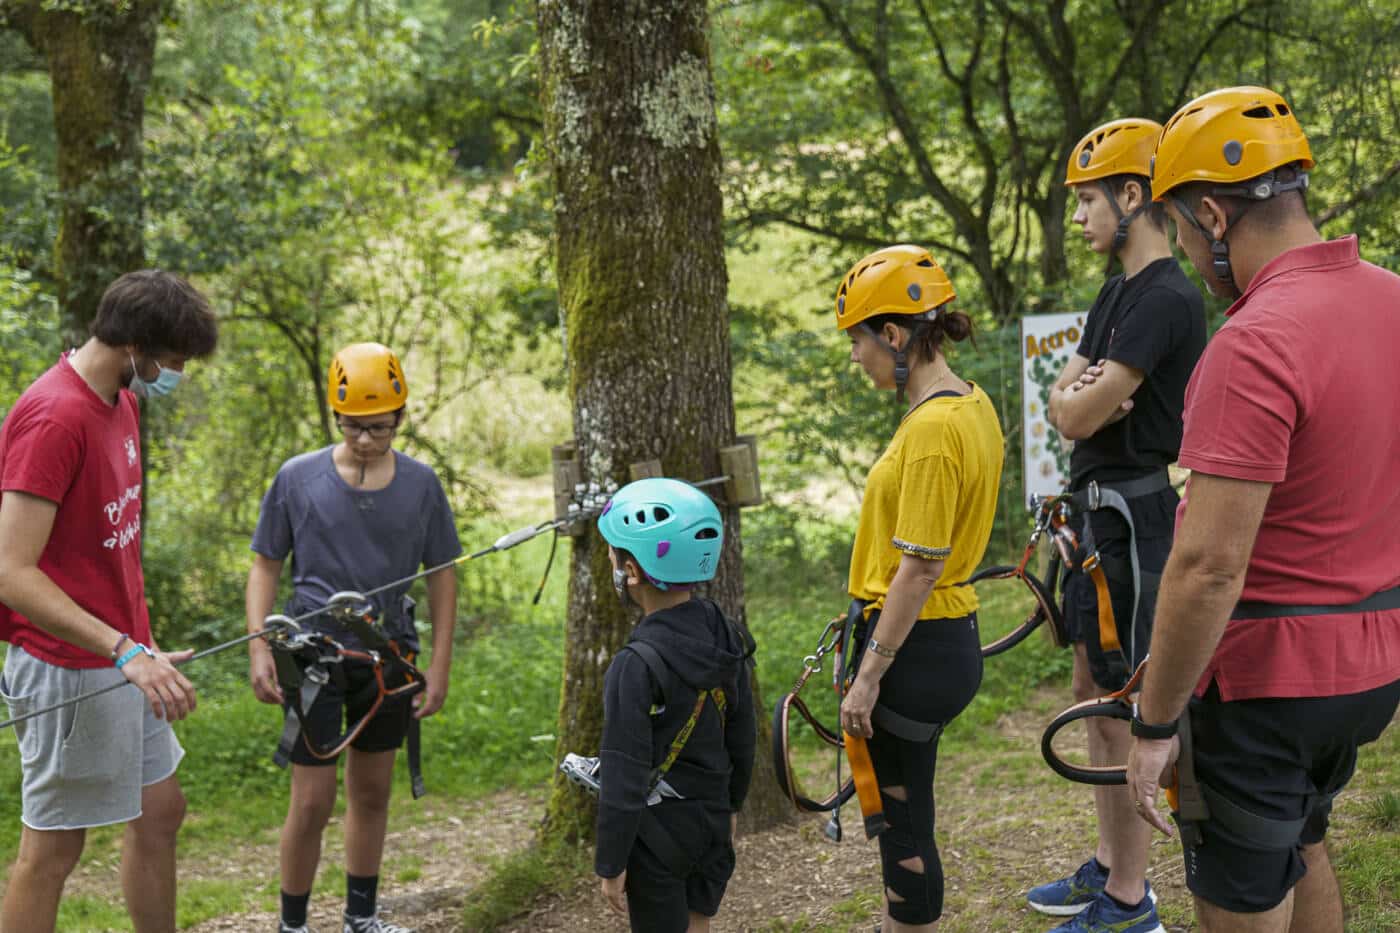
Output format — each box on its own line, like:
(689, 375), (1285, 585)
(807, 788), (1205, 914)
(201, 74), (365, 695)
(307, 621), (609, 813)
(1021, 312), (1084, 508)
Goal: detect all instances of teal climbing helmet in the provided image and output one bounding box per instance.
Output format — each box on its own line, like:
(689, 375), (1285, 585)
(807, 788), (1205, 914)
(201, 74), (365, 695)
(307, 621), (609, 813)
(598, 477), (724, 586)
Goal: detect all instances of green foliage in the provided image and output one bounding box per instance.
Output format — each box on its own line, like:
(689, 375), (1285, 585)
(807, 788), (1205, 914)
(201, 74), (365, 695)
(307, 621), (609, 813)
(712, 0), (1400, 319)
(0, 264), (59, 415)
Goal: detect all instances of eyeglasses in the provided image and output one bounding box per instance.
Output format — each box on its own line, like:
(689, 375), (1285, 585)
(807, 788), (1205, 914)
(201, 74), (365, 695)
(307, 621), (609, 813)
(337, 419), (398, 439)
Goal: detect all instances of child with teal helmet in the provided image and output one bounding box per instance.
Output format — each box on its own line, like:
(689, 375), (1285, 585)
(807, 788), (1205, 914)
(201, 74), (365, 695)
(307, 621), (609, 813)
(591, 477), (755, 932)
(598, 477), (724, 589)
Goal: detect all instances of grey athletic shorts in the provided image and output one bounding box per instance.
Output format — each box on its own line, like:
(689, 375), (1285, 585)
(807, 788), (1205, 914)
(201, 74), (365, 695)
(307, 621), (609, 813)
(1, 646), (184, 830)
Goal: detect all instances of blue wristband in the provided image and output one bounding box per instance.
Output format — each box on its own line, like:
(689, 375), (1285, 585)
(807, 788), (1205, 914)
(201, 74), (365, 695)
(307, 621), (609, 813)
(115, 644), (153, 669)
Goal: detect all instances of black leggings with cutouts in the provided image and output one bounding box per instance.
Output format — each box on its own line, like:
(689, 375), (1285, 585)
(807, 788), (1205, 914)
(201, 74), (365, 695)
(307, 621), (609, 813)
(856, 610), (982, 924)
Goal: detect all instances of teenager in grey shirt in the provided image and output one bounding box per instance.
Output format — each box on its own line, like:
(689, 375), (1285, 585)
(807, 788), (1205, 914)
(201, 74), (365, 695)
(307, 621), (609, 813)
(246, 342), (460, 933)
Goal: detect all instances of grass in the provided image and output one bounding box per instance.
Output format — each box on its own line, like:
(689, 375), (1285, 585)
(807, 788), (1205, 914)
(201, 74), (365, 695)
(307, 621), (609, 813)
(458, 840), (592, 932)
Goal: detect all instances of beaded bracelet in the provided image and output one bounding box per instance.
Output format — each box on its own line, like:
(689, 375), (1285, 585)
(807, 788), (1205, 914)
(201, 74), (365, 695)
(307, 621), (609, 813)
(110, 632), (131, 661)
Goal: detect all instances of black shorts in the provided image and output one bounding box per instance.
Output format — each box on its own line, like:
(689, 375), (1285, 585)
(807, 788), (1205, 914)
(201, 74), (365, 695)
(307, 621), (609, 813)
(624, 802), (734, 932)
(1176, 676), (1400, 913)
(1062, 491), (1176, 689)
(283, 658), (413, 766)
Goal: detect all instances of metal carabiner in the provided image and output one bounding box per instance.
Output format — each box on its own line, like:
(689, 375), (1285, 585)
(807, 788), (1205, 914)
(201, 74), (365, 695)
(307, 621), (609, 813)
(1053, 524), (1079, 568)
(261, 614), (300, 642)
(326, 590), (372, 622)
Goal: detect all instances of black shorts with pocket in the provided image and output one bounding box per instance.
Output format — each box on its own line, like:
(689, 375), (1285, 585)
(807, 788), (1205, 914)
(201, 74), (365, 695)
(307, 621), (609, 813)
(623, 801), (734, 932)
(1176, 676), (1400, 912)
(283, 657), (413, 766)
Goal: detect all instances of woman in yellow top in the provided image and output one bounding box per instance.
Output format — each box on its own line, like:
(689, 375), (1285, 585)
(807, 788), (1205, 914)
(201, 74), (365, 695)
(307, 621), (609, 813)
(835, 245), (1004, 931)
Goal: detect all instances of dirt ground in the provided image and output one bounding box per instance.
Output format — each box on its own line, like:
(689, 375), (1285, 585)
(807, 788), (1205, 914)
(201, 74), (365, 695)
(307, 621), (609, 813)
(53, 691), (1399, 931)
(80, 697), (1204, 932)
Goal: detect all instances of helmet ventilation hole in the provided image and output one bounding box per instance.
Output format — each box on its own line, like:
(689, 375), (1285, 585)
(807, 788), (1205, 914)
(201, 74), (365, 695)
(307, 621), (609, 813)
(1242, 106), (1273, 119)
(653, 507), (670, 521)
(695, 527), (719, 540)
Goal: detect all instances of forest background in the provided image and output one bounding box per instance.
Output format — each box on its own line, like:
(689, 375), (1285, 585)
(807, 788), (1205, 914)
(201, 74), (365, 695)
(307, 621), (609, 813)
(0, 1), (1397, 930)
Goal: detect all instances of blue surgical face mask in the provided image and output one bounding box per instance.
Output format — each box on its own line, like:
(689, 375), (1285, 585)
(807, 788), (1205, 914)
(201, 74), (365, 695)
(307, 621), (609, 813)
(128, 354), (182, 399)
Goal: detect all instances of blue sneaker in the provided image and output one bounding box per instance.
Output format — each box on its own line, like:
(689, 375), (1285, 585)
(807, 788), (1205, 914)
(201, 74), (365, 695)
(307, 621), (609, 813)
(1045, 887), (1164, 932)
(1027, 858), (1109, 916)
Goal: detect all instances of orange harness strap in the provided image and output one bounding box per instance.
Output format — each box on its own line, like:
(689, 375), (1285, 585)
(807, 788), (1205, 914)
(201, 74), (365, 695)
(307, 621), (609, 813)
(842, 730), (887, 838)
(1081, 553), (1121, 653)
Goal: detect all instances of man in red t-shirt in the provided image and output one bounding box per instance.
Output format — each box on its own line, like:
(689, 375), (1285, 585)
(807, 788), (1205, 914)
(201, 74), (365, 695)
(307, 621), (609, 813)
(0, 270), (218, 933)
(1126, 87), (1400, 933)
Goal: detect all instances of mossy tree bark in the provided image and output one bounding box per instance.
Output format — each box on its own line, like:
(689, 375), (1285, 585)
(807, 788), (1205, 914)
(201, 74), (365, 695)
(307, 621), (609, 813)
(537, 0), (789, 844)
(1, 0), (164, 343)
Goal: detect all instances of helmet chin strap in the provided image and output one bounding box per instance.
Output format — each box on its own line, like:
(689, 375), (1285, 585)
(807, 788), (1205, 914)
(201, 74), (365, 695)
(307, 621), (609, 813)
(1097, 179), (1150, 278)
(1168, 170), (1308, 299)
(1170, 193), (1244, 298)
(862, 312), (939, 403)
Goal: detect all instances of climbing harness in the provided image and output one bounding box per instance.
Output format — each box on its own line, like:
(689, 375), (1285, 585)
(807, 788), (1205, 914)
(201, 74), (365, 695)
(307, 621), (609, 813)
(771, 600), (944, 841)
(265, 592), (432, 795)
(0, 481), (618, 734)
(1064, 471), (1171, 672)
(1039, 653), (1294, 851)
(968, 494), (1070, 657)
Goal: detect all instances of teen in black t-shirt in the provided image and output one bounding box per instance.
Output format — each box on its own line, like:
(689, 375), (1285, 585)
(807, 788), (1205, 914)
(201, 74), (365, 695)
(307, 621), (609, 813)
(1031, 118), (1206, 933)
(1070, 257), (1207, 486)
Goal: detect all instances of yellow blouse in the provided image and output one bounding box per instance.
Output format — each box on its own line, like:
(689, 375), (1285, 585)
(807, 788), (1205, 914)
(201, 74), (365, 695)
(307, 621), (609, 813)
(847, 382), (1004, 620)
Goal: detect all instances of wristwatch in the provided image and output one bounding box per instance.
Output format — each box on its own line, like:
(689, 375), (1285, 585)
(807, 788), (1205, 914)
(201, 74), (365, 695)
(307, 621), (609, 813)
(1129, 702), (1178, 739)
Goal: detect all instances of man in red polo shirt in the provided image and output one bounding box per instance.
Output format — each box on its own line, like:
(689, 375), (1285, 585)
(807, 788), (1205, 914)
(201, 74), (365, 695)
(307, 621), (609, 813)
(0, 270), (218, 933)
(1126, 87), (1400, 933)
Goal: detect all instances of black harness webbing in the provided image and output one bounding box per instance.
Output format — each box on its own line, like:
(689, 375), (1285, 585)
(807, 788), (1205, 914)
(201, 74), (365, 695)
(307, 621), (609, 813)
(1067, 470), (1171, 671)
(622, 640), (728, 787)
(1172, 586), (1400, 846)
(1231, 585), (1400, 620)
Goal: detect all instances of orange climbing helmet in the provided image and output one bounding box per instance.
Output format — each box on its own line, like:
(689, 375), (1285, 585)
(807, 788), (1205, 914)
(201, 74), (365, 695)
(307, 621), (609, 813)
(1065, 118), (1162, 187)
(833, 245), (955, 332)
(1151, 86), (1314, 201)
(327, 342), (409, 417)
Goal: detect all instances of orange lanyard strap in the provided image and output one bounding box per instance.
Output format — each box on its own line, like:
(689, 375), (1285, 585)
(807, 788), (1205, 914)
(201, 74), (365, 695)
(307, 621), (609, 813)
(770, 605), (891, 838)
(1040, 656), (1146, 785)
(770, 613), (855, 813)
(970, 496), (1071, 658)
(842, 730), (886, 838)
(968, 560), (1066, 657)
(1080, 553), (1122, 653)
(770, 690), (857, 812)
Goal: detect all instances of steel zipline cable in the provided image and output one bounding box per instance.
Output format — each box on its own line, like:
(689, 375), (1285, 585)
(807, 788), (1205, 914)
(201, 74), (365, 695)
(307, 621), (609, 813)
(0, 493), (616, 733)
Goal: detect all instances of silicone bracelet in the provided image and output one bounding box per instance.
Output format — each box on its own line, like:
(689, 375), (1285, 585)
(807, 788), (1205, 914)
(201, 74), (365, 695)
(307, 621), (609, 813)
(115, 644), (153, 669)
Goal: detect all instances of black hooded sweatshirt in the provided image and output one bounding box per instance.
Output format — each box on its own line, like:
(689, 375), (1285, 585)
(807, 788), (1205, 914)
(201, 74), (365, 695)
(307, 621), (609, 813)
(595, 597), (756, 878)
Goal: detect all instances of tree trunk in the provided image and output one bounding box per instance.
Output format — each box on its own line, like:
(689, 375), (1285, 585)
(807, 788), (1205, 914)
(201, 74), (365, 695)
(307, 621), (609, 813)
(537, 0), (789, 844)
(3, 0), (163, 344)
